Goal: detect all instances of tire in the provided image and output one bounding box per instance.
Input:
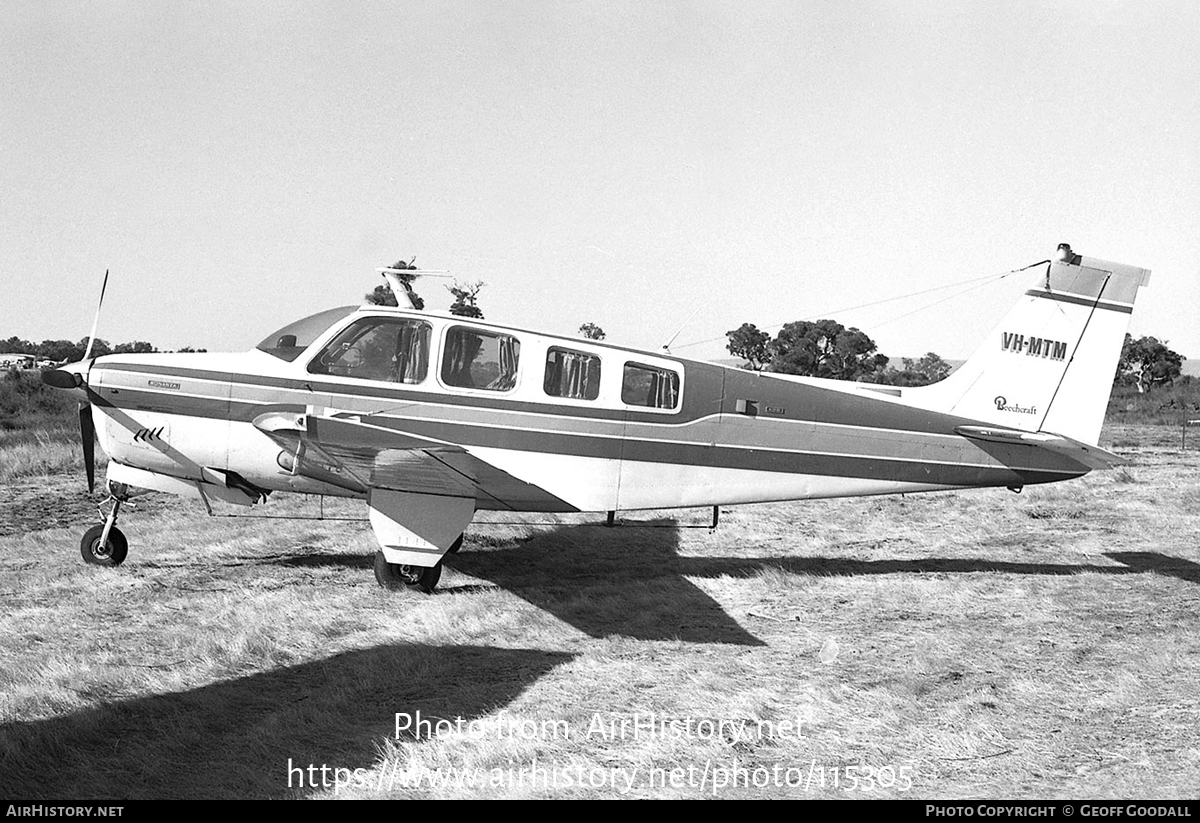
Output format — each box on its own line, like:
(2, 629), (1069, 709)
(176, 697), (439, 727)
(80, 524), (128, 567)
(446, 533), (464, 554)
(373, 551), (442, 594)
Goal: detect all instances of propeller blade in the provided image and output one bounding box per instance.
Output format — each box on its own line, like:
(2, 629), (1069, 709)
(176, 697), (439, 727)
(79, 403), (95, 493)
(82, 269), (109, 362)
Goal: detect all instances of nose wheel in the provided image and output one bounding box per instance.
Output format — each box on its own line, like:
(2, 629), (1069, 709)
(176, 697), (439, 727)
(80, 523), (128, 566)
(80, 491), (129, 567)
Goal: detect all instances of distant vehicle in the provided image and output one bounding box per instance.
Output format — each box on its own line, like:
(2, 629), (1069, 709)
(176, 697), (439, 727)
(44, 246), (1150, 592)
(0, 353), (36, 370)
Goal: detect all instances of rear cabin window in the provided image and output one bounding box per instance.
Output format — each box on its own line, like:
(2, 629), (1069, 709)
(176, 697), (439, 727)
(307, 318), (431, 383)
(621, 362), (680, 409)
(544, 347), (601, 401)
(441, 326), (521, 391)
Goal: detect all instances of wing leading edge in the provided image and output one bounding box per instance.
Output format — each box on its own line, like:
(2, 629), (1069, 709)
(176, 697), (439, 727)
(252, 411), (577, 512)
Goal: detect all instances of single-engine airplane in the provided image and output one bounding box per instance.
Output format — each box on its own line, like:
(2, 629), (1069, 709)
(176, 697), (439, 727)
(44, 245), (1150, 592)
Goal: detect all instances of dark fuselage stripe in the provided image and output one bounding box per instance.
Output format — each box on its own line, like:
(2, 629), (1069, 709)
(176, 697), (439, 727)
(99, 358), (990, 437)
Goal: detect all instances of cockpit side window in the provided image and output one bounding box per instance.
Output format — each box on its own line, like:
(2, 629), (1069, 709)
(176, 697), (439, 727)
(308, 318), (431, 383)
(441, 326), (520, 391)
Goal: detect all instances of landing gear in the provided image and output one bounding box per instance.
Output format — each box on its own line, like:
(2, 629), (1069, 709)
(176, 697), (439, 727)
(81, 487), (129, 567)
(373, 551), (443, 594)
(80, 523), (128, 566)
(446, 533), (464, 554)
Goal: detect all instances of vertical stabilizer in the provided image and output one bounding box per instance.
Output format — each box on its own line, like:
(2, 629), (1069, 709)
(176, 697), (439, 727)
(908, 249), (1150, 445)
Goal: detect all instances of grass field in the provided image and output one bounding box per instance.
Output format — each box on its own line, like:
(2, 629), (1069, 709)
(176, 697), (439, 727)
(1, 423), (1198, 799)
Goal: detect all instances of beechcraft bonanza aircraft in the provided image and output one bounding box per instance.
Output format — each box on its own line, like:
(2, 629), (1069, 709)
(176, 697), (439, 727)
(44, 245), (1150, 592)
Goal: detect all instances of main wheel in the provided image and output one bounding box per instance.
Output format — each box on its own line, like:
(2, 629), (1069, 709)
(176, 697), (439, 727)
(373, 551), (442, 594)
(446, 533), (464, 554)
(80, 524), (128, 567)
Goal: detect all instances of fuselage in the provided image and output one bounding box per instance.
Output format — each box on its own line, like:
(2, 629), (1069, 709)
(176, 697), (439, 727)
(82, 305), (1088, 513)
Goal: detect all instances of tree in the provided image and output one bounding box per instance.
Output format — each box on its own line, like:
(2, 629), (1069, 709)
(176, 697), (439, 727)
(873, 351), (952, 387)
(768, 319), (888, 381)
(725, 323), (771, 371)
(112, 341), (156, 354)
(1, 336), (34, 355)
(81, 338), (111, 358)
(37, 339), (83, 363)
(447, 281), (485, 319)
(1116, 334), (1184, 393)
(366, 258), (425, 310)
(578, 323), (606, 341)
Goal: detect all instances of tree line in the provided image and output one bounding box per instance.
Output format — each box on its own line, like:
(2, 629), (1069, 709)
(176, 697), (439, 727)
(727, 321), (1186, 392)
(0, 336), (207, 364)
(725, 320), (952, 387)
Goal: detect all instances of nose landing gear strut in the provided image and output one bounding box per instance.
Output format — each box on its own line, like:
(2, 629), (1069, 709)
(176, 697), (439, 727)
(80, 483), (130, 567)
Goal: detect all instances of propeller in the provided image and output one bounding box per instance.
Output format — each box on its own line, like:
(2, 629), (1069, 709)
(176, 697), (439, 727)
(81, 269), (108, 362)
(80, 403), (96, 493)
(43, 269), (108, 493)
(78, 269), (108, 492)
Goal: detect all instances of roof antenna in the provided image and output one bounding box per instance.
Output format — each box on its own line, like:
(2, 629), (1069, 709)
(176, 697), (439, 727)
(662, 304), (703, 353)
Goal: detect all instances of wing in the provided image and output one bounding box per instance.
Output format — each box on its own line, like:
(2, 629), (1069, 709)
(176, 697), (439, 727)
(252, 410), (577, 512)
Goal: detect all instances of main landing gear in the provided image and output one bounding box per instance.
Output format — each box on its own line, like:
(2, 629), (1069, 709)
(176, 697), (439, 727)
(373, 534), (463, 593)
(80, 492), (128, 566)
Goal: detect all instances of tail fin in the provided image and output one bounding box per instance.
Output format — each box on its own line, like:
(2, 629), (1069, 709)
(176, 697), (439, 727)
(909, 249), (1151, 445)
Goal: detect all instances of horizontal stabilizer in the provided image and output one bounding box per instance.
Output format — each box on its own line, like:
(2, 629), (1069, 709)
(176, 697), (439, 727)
(954, 425), (1127, 470)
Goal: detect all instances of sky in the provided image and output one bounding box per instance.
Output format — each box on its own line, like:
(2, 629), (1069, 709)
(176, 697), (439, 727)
(2, 1), (1197, 363)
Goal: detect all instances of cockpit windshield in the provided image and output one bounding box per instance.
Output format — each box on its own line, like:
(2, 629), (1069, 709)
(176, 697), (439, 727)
(256, 306), (358, 361)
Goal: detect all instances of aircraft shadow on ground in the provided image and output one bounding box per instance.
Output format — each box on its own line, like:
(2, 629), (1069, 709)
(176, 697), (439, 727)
(260, 522), (1200, 646)
(448, 524), (1200, 641)
(682, 550), (1200, 586)
(0, 644), (574, 800)
(446, 519), (768, 647)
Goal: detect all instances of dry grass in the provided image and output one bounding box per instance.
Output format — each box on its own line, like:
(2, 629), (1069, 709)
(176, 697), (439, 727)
(1, 426), (1198, 798)
(0, 429), (108, 482)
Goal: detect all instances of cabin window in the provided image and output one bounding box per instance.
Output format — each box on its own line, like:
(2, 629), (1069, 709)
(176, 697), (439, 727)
(544, 347), (601, 401)
(621, 362), (680, 409)
(308, 318), (431, 383)
(441, 326), (520, 391)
